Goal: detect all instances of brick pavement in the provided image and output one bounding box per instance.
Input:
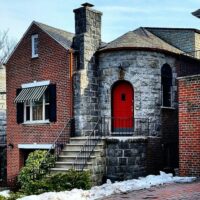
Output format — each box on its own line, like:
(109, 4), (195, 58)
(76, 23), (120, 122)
(102, 179), (200, 200)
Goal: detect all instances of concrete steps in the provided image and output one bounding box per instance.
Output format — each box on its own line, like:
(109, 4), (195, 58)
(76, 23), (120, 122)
(50, 137), (104, 174)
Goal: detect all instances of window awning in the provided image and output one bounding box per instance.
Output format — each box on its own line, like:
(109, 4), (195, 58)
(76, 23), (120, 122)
(14, 85), (48, 103)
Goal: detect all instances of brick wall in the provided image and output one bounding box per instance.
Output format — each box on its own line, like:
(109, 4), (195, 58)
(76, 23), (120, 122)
(178, 75), (200, 176)
(6, 24), (72, 181)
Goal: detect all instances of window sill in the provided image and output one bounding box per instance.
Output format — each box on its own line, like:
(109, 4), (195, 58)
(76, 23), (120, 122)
(161, 106), (176, 110)
(31, 55), (39, 59)
(22, 120), (50, 125)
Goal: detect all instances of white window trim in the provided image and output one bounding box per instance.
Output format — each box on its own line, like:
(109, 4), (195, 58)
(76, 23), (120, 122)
(24, 94), (49, 124)
(31, 34), (38, 58)
(18, 144), (54, 149)
(22, 80), (50, 89)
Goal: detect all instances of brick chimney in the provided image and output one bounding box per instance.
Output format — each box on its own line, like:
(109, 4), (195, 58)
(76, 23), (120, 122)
(73, 3), (102, 135)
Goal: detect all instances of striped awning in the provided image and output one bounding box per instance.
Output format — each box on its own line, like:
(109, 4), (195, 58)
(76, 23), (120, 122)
(14, 85), (48, 103)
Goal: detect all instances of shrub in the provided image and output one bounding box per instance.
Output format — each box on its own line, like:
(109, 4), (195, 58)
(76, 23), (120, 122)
(18, 150), (55, 194)
(17, 150), (91, 195)
(18, 170), (92, 195)
(0, 195), (6, 200)
(47, 170), (92, 191)
(6, 192), (25, 200)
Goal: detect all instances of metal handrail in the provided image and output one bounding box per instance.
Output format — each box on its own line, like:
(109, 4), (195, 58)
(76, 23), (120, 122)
(73, 118), (102, 171)
(47, 118), (74, 159)
(32, 118), (74, 180)
(102, 116), (150, 136)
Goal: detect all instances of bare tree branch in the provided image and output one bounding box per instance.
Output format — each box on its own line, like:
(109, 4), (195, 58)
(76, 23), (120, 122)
(0, 30), (15, 67)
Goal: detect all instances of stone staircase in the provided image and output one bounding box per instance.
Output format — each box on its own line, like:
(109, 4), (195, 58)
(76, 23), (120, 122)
(51, 137), (105, 174)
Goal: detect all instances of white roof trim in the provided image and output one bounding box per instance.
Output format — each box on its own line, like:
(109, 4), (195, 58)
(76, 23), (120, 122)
(5, 21), (35, 65)
(177, 74), (200, 79)
(18, 143), (54, 149)
(21, 80), (50, 88)
(34, 21), (74, 52)
(5, 21), (73, 64)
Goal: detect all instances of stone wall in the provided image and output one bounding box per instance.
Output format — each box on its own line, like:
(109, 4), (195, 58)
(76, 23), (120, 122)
(73, 5), (102, 135)
(98, 50), (178, 136)
(0, 110), (6, 183)
(0, 110), (6, 140)
(105, 137), (148, 181)
(0, 65), (6, 110)
(195, 33), (200, 59)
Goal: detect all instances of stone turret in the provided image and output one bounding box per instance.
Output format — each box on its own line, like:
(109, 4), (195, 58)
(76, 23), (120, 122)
(73, 3), (102, 135)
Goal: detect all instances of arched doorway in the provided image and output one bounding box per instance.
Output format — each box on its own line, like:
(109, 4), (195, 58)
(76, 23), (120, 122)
(111, 81), (134, 132)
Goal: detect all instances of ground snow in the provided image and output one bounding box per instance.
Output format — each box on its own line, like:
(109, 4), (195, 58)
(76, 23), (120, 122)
(0, 190), (10, 198)
(2, 171), (196, 200)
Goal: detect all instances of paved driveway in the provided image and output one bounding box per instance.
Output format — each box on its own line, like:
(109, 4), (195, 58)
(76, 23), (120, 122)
(102, 179), (200, 200)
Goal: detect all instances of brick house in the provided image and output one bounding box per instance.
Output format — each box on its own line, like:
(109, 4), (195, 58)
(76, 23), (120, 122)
(5, 3), (200, 184)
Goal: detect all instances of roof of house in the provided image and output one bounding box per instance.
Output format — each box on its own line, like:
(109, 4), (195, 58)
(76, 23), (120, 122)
(34, 21), (74, 50)
(192, 9), (200, 19)
(100, 27), (183, 54)
(146, 27), (200, 34)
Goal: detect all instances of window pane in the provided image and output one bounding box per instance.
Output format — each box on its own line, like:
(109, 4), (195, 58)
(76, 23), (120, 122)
(45, 90), (50, 103)
(45, 105), (49, 120)
(32, 99), (43, 120)
(163, 86), (171, 107)
(34, 37), (38, 55)
(26, 106), (30, 121)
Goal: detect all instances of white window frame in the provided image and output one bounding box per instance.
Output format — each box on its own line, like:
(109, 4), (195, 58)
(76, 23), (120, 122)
(31, 34), (38, 58)
(24, 94), (49, 124)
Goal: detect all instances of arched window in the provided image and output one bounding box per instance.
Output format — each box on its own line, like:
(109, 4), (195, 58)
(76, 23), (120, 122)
(161, 64), (172, 107)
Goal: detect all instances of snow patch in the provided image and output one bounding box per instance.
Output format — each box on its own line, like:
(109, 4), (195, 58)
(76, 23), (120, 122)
(18, 171), (196, 200)
(0, 190), (10, 198)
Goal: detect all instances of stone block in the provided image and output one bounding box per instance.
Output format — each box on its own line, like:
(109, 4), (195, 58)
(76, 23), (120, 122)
(119, 157), (127, 166)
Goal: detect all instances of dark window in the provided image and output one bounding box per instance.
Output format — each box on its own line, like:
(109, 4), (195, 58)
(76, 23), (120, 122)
(121, 93), (126, 101)
(26, 106), (30, 121)
(74, 52), (80, 70)
(161, 64), (172, 107)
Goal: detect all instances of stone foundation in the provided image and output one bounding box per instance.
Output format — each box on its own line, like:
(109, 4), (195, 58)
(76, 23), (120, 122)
(105, 137), (148, 181)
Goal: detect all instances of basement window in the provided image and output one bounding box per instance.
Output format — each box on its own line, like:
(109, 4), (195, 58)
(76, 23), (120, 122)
(31, 34), (38, 58)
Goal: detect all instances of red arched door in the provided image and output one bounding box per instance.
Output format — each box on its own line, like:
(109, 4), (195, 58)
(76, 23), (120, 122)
(112, 81), (134, 132)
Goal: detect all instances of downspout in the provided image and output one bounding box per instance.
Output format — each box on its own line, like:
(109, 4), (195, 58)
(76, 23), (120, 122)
(69, 50), (73, 118)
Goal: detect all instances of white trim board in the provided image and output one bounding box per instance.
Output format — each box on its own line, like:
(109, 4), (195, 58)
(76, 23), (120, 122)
(18, 144), (54, 149)
(21, 80), (50, 88)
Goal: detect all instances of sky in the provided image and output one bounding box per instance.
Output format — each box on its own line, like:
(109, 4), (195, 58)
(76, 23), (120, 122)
(0, 0), (200, 43)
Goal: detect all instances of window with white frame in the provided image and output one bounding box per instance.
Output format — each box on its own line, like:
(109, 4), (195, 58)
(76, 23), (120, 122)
(24, 91), (49, 122)
(31, 34), (38, 58)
